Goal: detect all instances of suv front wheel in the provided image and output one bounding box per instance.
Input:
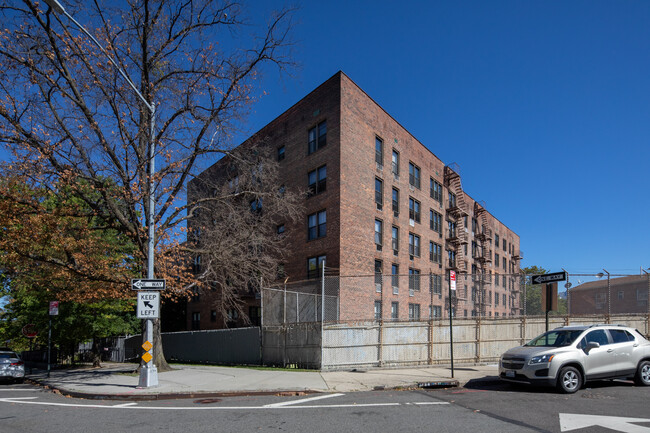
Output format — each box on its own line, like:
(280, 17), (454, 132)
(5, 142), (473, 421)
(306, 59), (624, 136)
(634, 360), (650, 386)
(557, 366), (582, 394)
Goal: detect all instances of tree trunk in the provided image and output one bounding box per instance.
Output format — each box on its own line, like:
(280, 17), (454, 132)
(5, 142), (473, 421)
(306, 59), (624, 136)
(91, 337), (102, 368)
(141, 318), (172, 372)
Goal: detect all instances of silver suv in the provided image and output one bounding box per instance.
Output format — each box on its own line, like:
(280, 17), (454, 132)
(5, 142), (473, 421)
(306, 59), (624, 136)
(499, 324), (650, 393)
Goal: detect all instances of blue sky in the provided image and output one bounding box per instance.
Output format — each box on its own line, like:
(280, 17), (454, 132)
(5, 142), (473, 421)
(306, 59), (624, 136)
(240, 0), (650, 276)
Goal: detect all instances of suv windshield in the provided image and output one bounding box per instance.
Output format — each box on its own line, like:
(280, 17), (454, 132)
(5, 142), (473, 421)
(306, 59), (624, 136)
(525, 330), (583, 347)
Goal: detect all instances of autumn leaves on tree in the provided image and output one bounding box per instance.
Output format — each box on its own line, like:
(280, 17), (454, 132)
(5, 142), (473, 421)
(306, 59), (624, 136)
(0, 1), (299, 367)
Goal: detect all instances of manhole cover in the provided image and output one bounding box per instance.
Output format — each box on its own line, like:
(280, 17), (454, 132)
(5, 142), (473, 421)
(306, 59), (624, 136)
(193, 398), (222, 404)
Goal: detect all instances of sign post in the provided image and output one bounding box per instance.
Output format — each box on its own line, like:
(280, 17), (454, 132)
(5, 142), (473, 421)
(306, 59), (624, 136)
(48, 301), (59, 378)
(449, 270), (456, 378)
(133, 279), (165, 388)
(531, 273), (565, 332)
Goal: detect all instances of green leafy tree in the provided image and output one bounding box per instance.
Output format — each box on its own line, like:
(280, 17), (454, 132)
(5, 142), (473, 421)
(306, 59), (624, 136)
(0, 178), (140, 366)
(522, 266), (567, 316)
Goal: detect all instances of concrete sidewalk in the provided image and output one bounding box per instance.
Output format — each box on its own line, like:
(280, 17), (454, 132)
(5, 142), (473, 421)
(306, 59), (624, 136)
(26, 363), (500, 400)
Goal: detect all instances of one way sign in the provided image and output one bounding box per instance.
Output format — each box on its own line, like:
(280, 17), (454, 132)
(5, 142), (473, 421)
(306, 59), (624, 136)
(137, 291), (160, 319)
(531, 271), (567, 285)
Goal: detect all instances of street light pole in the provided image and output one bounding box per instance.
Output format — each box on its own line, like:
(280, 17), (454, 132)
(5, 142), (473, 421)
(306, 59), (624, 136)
(44, 0), (158, 387)
(603, 269), (610, 323)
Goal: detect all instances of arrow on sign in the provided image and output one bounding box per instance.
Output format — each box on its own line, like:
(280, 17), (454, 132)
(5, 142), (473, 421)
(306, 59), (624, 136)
(531, 271), (566, 285)
(144, 301), (153, 308)
(560, 413), (650, 432)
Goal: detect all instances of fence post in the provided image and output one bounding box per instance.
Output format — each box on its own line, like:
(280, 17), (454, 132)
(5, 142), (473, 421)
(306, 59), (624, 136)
(475, 317), (480, 363)
(520, 316), (526, 346)
(644, 270), (650, 336)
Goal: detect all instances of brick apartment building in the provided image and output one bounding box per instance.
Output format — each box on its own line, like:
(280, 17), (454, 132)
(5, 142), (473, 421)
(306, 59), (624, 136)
(187, 71), (522, 330)
(570, 275), (650, 315)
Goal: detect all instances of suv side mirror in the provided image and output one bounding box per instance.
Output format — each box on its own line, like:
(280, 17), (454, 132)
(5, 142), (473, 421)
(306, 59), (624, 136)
(586, 341), (600, 352)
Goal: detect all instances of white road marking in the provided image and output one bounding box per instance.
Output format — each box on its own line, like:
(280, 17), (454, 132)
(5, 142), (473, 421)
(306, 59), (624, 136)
(263, 393), (344, 407)
(413, 402), (451, 406)
(560, 413), (650, 433)
(0, 389), (40, 392)
(0, 397), (443, 411)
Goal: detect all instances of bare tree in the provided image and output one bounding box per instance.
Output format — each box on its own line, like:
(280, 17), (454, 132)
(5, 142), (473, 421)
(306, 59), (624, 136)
(186, 143), (302, 325)
(0, 0), (295, 370)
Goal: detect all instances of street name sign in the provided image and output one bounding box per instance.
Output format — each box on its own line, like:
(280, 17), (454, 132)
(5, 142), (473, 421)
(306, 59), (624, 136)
(531, 271), (567, 285)
(131, 279), (166, 291)
(137, 291), (160, 319)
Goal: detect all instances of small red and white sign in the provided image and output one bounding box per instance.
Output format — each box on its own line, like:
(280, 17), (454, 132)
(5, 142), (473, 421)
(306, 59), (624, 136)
(49, 301), (59, 316)
(450, 270), (457, 291)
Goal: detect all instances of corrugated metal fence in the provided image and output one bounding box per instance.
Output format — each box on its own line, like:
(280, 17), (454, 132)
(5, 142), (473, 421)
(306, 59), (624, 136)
(318, 314), (649, 370)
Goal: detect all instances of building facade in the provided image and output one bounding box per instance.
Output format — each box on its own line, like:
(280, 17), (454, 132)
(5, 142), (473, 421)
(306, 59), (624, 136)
(187, 71), (522, 329)
(570, 275), (650, 315)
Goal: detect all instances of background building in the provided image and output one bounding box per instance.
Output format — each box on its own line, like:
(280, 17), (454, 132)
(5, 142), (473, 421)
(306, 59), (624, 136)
(188, 71), (522, 329)
(570, 275), (650, 315)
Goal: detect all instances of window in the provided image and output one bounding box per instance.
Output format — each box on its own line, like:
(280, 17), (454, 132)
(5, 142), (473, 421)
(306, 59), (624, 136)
(374, 219), (383, 248)
(250, 198), (263, 214)
(430, 242), (442, 264)
(430, 210), (442, 233)
(448, 192), (456, 208)
(503, 293), (506, 306)
(391, 264), (399, 289)
(430, 274), (442, 294)
(503, 238), (507, 251)
(308, 165), (327, 196)
(227, 308), (239, 322)
(495, 291), (499, 305)
(408, 233), (420, 257)
(409, 162), (421, 189)
(392, 188), (399, 216)
(610, 329), (635, 343)
(249, 306), (261, 326)
(374, 301), (382, 320)
(210, 310), (217, 322)
(191, 312), (200, 330)
(193, 255), (202, 273)
(409, 197), (421, 223)
(495, 254), (500, 267)
(308, 120), (327, 154)
(375, 137), (383, 166)
(448, 250), (456, 268)
(277, 145), (285, 161)
(472, 217), (478, 234)
(448, 221), (457, 238)
(375, 178), (383, 209)
(409, 303), (420, 320)
(391, 302), (399, 320)
(430, 178), (442, 203)
(583, 330), (610, 346)
(391, 150), (399, 175)
(495, 234), (500, 248)
(503, 259), (507, 271)
(409, 268), (421, 291)
(431, 305), (442, 318)
(308, 210), (327, 240)
(391, 226), (399, 254)
(307, 255), (326, 279)
(375, 260), (383, 292)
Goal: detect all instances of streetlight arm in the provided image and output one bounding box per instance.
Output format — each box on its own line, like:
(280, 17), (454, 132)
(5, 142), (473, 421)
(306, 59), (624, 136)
(43, 0), (154, 114)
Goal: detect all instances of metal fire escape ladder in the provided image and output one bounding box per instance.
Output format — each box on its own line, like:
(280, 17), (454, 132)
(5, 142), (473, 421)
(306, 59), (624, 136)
(444, 164), (469, 275)
(473, 201), (492, 317)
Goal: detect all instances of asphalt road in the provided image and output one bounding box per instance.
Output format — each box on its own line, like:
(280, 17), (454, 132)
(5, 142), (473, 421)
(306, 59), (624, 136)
(0, 379), (648, 433)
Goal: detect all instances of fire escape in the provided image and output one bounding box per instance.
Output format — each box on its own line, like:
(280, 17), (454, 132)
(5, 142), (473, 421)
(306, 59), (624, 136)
(444, 164), (469, 312)
(510, 249), (524, 315)
(473, 201), (492, 317)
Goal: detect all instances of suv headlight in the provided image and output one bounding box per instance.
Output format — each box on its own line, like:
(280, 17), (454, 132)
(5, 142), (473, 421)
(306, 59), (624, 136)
(529, 354), (555, 365)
